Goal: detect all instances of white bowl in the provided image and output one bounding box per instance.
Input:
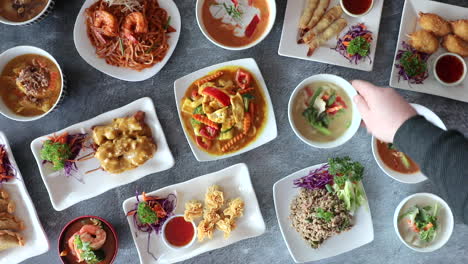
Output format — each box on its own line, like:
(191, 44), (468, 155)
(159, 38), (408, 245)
(394, 193), (454, 252)
(433, 52), (467, 87)
(161, 215), (197, 250)
(195, 0), (276, 50)
(0, 0), (54, 26)
(73, 0), (181, 82)
(371, 104), (446, 184)
(0, 45), (65, 122)
(340, 0), (374, 18)
(288, 74), (361, 149)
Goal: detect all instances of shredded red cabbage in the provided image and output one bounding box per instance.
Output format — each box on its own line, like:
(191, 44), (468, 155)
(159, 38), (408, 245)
(293, 164), (332, 190)
(0, 145), (17, 183)
(395, 41), (430, 85)
(333, 23), (373, 65)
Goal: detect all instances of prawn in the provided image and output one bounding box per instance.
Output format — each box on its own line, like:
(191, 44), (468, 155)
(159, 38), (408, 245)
(79, 224), (107, 250)
(307, 18), (347, 56)
(93, 10), (118, 37)
(122, 12), (148, 43)
(451, 20), (468, 42)
(442, 34), (468, 57)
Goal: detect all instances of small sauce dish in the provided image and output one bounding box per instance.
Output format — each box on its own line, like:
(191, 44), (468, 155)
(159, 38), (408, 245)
(161, 215), (197, 250)
(340, 0), (374, 17)
(433, 52), (467, 87)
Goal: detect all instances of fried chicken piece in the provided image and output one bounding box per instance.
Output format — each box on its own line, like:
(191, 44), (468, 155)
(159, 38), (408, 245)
(418, 12), (451, 37)
(451, 19), (468, 42)
(442, 34), (468, 57)
(408, 30), (439, 54)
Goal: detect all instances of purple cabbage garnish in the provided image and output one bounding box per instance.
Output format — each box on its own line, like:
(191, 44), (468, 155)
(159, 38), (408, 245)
(395, 41), (430, 85)
(333, 23), (373, 65)
(0, 145), (17, 183)
(293, 164), (332, 190)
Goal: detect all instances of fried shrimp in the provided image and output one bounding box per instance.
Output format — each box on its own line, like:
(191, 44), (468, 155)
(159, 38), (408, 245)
(418, 12), (451, 37)
(93, 10), (118, 37)
(300, 5), (343, 44)
(122, 11), (149, 42)
(451, 19), (468, 42)
(442, 34), (468, 57)
(306, 0), (330, 31)
(408, 30), (439, 54)
(299, 0), (319, 31)
(307, 18), (347, 56)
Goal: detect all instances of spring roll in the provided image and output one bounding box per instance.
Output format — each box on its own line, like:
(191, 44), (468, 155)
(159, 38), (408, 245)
(0, 230), (25, 251)
(300, 5), (343, 44)
(299, 0), (319, 30)
(307, 18), (348, 56)
(306, 0), (330, 30)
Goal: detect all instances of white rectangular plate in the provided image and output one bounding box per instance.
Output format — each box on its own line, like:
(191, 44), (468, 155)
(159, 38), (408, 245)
(389, 0), (468, 102)
(173, 58), (277, 162)
(122, 163), (266, 264)
(30, 97), (174, 211)
(273, 163), (374, 263)
(0, 132), (49, 264)
(278, 0), (384, 72)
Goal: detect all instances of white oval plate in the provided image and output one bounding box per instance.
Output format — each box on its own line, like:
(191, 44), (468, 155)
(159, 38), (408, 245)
(73, 0), (181, 82)
(0, 132), (49, 264)
(273, 163), (374, 263)
(122, 163), (266, 264)
(173, 58), (278, 162)
(30, 97), (175, 211)
(371, 103), (446, 184)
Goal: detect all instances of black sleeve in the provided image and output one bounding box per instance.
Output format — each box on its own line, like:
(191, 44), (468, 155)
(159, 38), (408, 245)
(394, 115), (468, 225)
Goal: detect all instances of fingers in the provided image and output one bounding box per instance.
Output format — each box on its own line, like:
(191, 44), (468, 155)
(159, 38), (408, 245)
(351, 80), (378, 99)
(353, 94), (370, 119)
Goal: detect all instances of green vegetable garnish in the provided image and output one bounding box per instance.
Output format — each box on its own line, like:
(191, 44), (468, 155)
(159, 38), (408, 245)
(315, 208), (334, 222)
(137, 202), (158, 224)
(328, 157), (364, 187)
(191, 105), (204, 125)
(327, 91), (336, 106)
(347, 36), (371, 57)
(302, 107), (331, 136)
(164, 16), (172, 31)
(309, 87), (323, 106)
(119, 38), (125, 56)
(399, 203), (439, 243)
(399, 51), (427, 78)
(74, 235), (105, 264)
(222, 3), (242, 20)
(40, 140), (72, 171)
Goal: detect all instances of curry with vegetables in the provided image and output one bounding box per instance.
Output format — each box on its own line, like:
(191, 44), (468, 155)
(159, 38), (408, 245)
(180, 66), (266, 155)
(376, 140), (420, 174)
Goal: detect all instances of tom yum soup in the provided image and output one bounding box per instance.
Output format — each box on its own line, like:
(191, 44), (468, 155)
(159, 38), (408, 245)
(202, 0), (270, 47)
(0, 0), (48, 22)
(376, 141), (420, 174)
(292, 82), (352, 142)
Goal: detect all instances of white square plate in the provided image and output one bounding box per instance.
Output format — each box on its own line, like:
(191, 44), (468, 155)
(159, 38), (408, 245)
(389, 0), (468, 102)
(173, 58), (278, 162)
(278, 0), (384, 72)
(273, 163), (374, 263)
(30, 97), (174, 211)
(122, 163), (266, 264)
(73, 0), (181, 82)
(0, 132), (49, 264)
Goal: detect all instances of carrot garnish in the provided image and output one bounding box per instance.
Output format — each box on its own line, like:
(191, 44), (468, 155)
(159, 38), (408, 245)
(196, 71), (224, 86)
(238, 87), (254, 94)
(192, 114), (219, 129)
(243, 115), (251, 135)
(221, 133), (245, 152)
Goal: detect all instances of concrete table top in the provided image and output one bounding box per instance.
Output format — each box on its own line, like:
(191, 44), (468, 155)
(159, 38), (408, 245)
(1, 0), (467, 263)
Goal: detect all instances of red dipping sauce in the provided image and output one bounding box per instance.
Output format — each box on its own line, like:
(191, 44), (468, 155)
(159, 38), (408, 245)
(164, 216), (195, 247)
(435, 55), (465, 84)
(342, 0), (373, 15)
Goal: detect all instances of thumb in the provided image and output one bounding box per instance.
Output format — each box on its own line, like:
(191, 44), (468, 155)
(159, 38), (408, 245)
(353, 94), (370, 119)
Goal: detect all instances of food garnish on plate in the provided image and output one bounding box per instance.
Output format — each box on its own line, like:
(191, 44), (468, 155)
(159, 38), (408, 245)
(201, 0), (270, 48)
(0, 144), (17, 183)
(398, 203), (440, 248)
(180, 66), (266, 155)
(395, 42), (430, 85)
(85, 0), (176, 71)
(0, 187), (26, 251)
(376, 141), (420, 174)
(291, 81), (352, 142)
(333, 23), (373, 64)
(0, 0), (48, 22)
(0, 54), (62, 117)
(290, 157), (366, 248)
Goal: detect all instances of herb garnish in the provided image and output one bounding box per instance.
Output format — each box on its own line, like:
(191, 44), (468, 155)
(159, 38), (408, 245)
(328, 157), (364, 188)
(315, 208), (334, 222)
(119, 38), (125, 56)
(40, 141), (72, 171)
(74, 235), (105, 264)
(347, 36), (371, 57)
(137, 202), (158, 224)
(164, 16), (171, 31)
(222, 3), (242, 20)
(399, 51), (427, 78)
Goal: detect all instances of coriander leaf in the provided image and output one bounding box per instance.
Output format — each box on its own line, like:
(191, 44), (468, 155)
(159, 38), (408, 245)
(347, 36), (370, 57)
(420, 227), (436, 242)
(40, 140), (72, 171)
(137, 202), (158, 224)
(315, 208), (334, 222)
(328, 157), (364, 186)
(400, 51), (427, 77)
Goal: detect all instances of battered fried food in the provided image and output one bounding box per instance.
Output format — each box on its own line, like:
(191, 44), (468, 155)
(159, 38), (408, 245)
(451, 19), (468, 42)
(299, 0), (319, 31)
(442, 34), (468, 57)
(300, 5), (343, 44)
(418, 12), (452, 37)
(408, 30), (439, 54)
(307, 18), (347, 56)
(306, 0), (330, 30)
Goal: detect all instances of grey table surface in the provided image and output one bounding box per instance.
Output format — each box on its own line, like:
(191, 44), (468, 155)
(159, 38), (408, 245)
(1, 0), (467, 263)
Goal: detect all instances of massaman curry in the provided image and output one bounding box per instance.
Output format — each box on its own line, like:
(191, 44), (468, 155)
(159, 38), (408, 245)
(0, 0), (48, 22)
(181, 66), (266, 155)
(376, 140), (420, 174)
(202, 0), (270, 47)
(0, 54), (61, 117)
(92, 111), (157, 174)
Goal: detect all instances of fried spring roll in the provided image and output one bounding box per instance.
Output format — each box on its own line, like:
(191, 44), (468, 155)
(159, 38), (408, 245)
(300, 5), (343, 44)
(306, 0), (330, 30)
(299, 0), (319, 30)
(307, 18), (348, 56)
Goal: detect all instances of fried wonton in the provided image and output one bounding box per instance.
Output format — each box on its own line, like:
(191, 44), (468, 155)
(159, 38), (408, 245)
(197, 219), (215, 242)
(0, 198), (15, 214)
(203, 208), (221, 223)
(216, 217), (237, 239)
(0, 212), (24, 231)
(0, 230), (25, 251)
(205, 185), (224, 210)
(223, 198), (245, 219)
(184, 200), (203, 222)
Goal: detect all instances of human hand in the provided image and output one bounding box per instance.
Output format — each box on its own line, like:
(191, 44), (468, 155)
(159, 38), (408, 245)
(352, 80), (417, 143)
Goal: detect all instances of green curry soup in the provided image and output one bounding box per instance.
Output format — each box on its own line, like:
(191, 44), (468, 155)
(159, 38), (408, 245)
(292, 82), (352, 142)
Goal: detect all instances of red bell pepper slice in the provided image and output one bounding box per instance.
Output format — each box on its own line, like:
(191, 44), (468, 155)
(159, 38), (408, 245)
(196, 136), (212, 150)
(248, 0), (254, 6)
(199, 126), (219, 140)
(231, 0), (239, 7)
(202, 87), (231, 106)
(245, 14), (260, 38)
(235, 69), (252, 89)
(191, 88), (200, 100)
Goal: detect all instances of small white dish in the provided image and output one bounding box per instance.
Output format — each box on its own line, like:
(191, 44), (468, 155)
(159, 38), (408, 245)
(389, 0), (468, 102)
(0, 132), (49, 264)
(340, 0), (374, 18)
(288, 74), (361, 149)
(122, 163), (266, 264)
(195, 0), (277, 50)
(273, 163), (374, 263)
(30, 97), (175, 211)
(433, 53), (467, 87)
(161, 215), (197, 250)
(394, 193), (454, 252)
(0, 45), (65, 122)
(0, 0), (54, 26)
(278, 0), (384, 72)
(73, 0), (181, 82)
(174, 58), (277, 162)
(372, 104), (446, 184)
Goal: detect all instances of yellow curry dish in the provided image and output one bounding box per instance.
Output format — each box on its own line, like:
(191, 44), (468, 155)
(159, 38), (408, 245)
(180, 66), (267, 155)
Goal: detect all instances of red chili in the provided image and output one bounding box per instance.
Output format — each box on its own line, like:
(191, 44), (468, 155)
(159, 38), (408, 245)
(196, 136), (212, 150)
(245, 15), (260, 38)
(336, 96), (348, 109)
(235, 69), (252, 89)
(199, 126), (219, 140)
(191, 89), (200, 100)
(231, 0), (239, 7)
(202, 87), (231, 106)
